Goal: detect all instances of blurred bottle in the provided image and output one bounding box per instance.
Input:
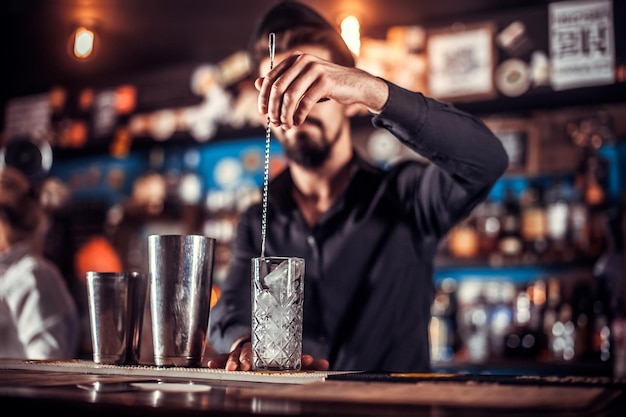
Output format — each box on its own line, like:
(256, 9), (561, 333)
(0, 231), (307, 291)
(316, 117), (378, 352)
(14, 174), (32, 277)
(504, 282), (544, 360)
(542, 278), (560, 360)
(580, 152), (608, 211)
(545, 177), (573, 263)
(429, 278), (458, 362)
(520, 181), (548, 264)
(574, 150), (609, 259)
(551, 298), (577, 362)
(613, 316), (626, 377)
(486, 281), (515, 358)
(569, 185), (591, 259)
(456, 281), (490, 364)
(466, 293), (490, 363)
(495, 186), (523, 265)
(447, 219), (480, 261)
(591, 275), (613, 364)
(527, 280), (547, 357)
(570, 280), (593, 362)
(474, 200), (502, 258)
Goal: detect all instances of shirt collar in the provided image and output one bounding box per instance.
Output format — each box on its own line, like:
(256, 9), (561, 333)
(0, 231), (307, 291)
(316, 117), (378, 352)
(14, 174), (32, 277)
(268, 150), (378, 222)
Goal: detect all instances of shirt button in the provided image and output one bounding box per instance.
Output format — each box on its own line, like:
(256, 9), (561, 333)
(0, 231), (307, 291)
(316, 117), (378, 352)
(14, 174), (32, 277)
(307, 235), (316, 246)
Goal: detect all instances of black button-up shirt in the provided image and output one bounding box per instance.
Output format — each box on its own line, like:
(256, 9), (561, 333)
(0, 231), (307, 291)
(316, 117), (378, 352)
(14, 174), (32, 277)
(209, 82), (509, 372)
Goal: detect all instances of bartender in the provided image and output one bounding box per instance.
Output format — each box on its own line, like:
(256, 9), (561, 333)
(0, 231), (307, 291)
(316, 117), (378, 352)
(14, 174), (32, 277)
(208, 0), (508, 372)
(0, 165), (80, 359)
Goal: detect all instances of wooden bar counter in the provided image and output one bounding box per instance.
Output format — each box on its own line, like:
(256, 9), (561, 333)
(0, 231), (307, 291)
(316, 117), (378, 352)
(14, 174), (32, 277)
(0, 359), (624, 417)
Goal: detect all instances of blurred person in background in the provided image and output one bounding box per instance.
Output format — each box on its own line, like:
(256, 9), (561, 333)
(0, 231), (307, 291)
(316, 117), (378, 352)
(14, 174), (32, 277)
(0, 165), (80, 359)
(208, 1), (508, 372)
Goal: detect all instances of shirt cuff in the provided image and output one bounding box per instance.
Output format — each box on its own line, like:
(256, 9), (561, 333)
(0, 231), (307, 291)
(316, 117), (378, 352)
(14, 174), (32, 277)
(372, 81), (428, 136)
(229, 335), (251, 352)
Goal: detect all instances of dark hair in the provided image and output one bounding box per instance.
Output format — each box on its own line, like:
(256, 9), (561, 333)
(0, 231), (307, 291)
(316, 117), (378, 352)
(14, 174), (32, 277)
(251, 26), (355, 75)
(0, 203), (40, 242)
(249, 2), (355, 75)
(0, 167), (42, 244)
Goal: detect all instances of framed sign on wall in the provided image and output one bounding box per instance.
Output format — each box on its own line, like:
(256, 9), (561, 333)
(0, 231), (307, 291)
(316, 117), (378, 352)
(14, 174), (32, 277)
(427, 22), (497, 102)
(483, 117), (539, 175)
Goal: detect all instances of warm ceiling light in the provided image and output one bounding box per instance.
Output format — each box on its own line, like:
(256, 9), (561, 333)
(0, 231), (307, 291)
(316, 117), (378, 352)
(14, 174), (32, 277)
(340, 15), (360, 56)
(73, 27), (95, 59)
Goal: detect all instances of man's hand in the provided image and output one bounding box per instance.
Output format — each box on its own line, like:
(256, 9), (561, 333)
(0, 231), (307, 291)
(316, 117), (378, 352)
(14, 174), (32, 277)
(207, 341), (253, 371)
(207, 341), (330, 371)
(301, 354), (330, 371)
(255, 51), (388, 129)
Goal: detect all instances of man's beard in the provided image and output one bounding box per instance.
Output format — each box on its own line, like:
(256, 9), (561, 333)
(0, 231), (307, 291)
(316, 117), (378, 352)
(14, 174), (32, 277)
(280, 117), (341, 169)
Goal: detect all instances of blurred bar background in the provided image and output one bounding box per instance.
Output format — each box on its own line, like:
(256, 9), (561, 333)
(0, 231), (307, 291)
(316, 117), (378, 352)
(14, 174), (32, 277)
(1, 0), (625, 377)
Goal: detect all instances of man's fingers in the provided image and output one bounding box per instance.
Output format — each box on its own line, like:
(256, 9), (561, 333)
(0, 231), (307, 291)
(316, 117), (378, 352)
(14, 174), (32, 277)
(301, 354), (314, 367)
(207, 353), (229, 369)
(225, 348), (243, 371)
(314, 358), (330, 371)
(206, 344), (254, 371)
(210, 346), (326, 372)
(238, 343), (253, 371)
(257, 56), (294, 119)
(301, 354), (330, 371)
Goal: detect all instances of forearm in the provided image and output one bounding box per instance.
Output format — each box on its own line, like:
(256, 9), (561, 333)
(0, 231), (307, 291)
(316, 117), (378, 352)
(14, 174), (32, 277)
(372, 82), (509, 189)
(356, 73), (389, 114)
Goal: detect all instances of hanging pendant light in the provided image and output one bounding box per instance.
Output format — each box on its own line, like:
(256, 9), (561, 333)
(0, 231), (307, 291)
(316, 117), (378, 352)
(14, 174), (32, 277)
(73, 26), (95, 59)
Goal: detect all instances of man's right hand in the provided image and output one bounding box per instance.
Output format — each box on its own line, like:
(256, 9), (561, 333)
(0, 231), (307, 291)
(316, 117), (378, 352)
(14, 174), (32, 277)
(207, 341), (329, 371)
(256, 50), (389, 130)
(207, 341), (253, 371)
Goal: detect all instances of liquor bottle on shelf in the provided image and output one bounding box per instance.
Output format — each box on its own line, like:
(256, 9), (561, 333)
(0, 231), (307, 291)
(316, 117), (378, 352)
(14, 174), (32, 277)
(542, 278), (560, 360)
(569, 185), (591, 259)
(579, 151), (608, 211)
(590, 274), (613, 364)
(447, 218), (481, 262)
(573, 149), (609, 260)
(493, 186), (523, 266)
(474, 199), (502, 258)
(456, 281), (490, 364)
(520, 181), (548, 264)
(551, 297), (577, 362)
(429, 278), (458, 362)
(486, 281), (515, 359)
(545, 177), (573, 264)
(504, 281), (544, 360)
(570, 280), (593, 362)
(465, 293), (490, 363)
